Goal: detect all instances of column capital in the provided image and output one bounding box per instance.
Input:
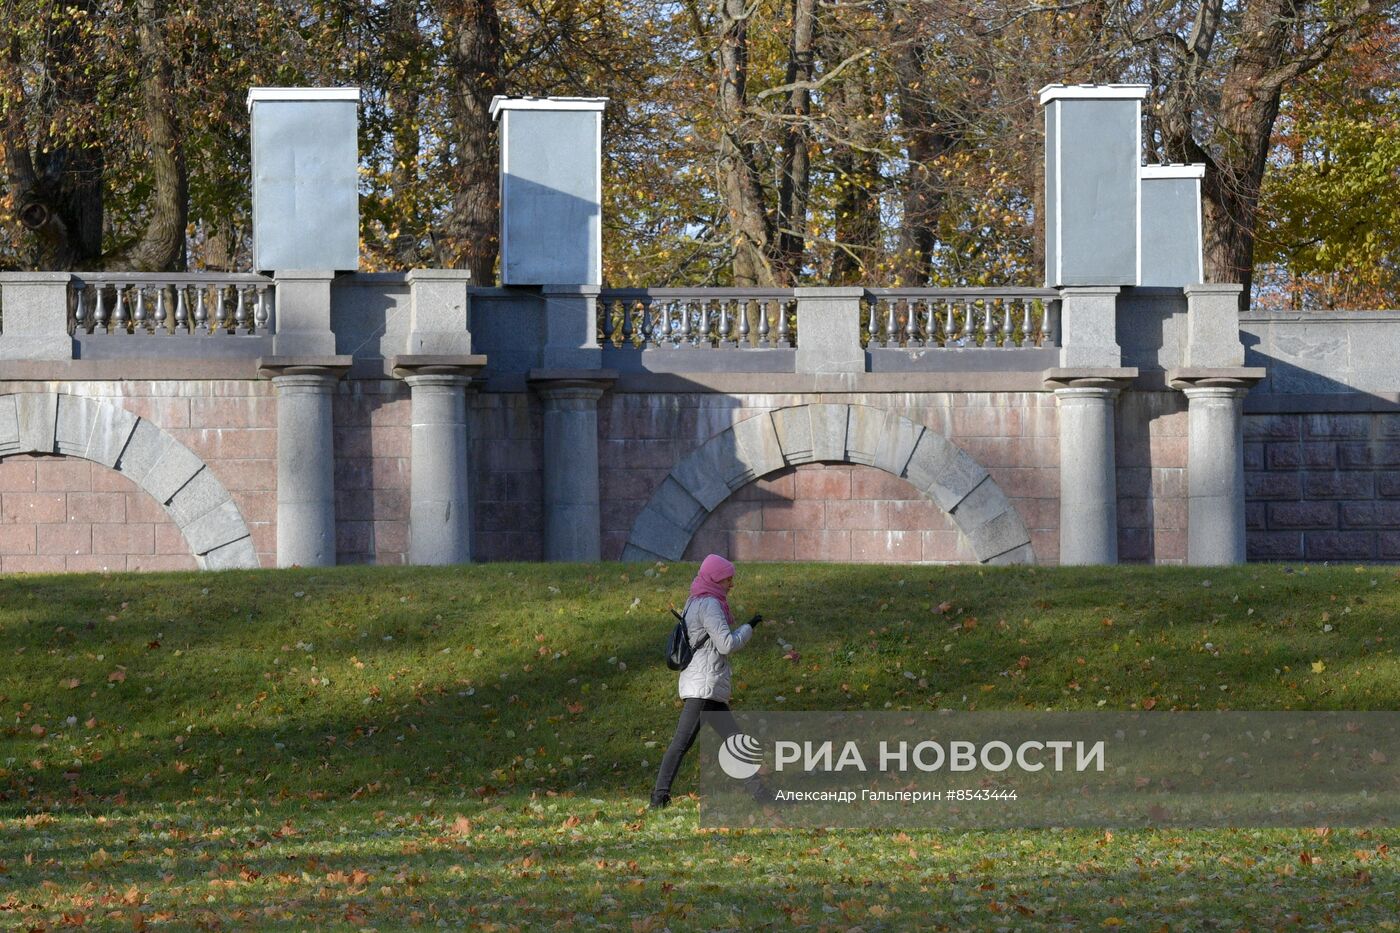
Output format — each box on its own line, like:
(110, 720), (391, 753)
(1043, 367), (1138, 391)
(1168, 367), (1266, 393)
(391, 354), (488, 383)
(1182, 282), (1244, 300)
(258, 355), (353, 381)
(528, 368), (618, 404)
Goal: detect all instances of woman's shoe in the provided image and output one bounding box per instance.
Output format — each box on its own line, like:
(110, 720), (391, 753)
(648, 793), (671, 810)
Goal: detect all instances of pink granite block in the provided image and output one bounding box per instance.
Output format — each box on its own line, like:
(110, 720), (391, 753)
(2, 493), (67, 524)
(2, 555), (66, 574)
(373, 520), (409, 554)
(65, 555), (120, 574)
(826, 500), (887, 530)
(730, 530), (794, 561)
(93, 523), (155, 555)
(128, 554), (199, 572)
(850, 530), (922, 562)
(37, 522), (91, 555)
(0, 459), (36, 492)
(0, 523), (36, 555)
(793, 529), (851, 561)
(759, 499), (824, 531)
(189, 396), (276, 430)
(35, 459), (91, 493)
(794, 465), (851, 501)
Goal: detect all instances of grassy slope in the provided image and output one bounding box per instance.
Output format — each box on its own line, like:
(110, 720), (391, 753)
(1, 562), (1399, 929)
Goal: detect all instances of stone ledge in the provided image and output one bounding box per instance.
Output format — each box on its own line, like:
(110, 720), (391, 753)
(1168, 367), (1267, 390)
(256, 355), (353, 378)
(1043, 367), (1139, 389)
(390, 354), (488, 379)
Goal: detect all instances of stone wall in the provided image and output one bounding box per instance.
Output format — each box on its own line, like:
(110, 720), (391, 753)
(1116, 392), (1189, 564)
(333, 381), (411, 565)
(0, 454), (196, 573)
(1244, 411), (1400, 562)
(0, 380), (276, 568)
(598, 391), (1059, 565)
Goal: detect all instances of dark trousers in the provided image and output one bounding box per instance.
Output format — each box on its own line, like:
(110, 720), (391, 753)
(652, 697), (767, 802)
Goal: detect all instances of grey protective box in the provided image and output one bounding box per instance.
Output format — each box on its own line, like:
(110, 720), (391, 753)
(491, 97), (607, 286)
(1040, 84), (1147, 287)
(248, 88), (361, 272)
(1140, 164), (1205, 287)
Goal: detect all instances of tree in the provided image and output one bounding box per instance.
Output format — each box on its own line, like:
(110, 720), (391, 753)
(1255, 22), (1400, 308)
(1144, 0), (1388, 307)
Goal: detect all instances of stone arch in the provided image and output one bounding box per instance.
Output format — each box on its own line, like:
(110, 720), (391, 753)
(622, 403), (1034, 565)
(0, 392), (259, 570)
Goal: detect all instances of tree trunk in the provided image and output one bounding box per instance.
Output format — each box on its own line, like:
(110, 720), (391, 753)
(826, 28), (881, 285)
(1155, 0), (1379, 309)
(435, 0), (502, 284)
(2, 1), (105, 269)
(102, 0), (188, 271)
(775, 0), (816, 283)
(891, 34), (957, 286)
(716, 0), (777, 286)
(385, 0), (424, 268)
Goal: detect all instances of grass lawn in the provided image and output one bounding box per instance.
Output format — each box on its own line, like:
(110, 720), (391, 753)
(1, 561), (1398, 929)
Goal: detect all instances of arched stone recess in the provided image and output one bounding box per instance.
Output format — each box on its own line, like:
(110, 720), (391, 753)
(621, 404), (1035, 565)
(0, 392), (259, 570)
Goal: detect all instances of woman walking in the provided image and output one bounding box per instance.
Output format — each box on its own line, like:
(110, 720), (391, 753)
(650, 553), (768, 809)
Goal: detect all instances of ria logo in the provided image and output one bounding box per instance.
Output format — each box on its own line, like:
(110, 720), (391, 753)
(718, 733), (763, 780)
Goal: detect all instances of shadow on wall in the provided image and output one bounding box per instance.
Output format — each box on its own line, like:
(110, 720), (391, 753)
(1239, 327), (1400, 563)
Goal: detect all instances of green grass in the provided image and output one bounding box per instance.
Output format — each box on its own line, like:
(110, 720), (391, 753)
(2, 562), (1399, 929)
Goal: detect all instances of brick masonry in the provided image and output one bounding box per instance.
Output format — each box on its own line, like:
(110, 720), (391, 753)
(597, 391), (1060, 564)
(1244, 411), (1400, 562)
(0, 453), (197, 573)
(10, 380), (1400, 571)
(1116, 391), (1189, 565)
(333, 380), (411, 566)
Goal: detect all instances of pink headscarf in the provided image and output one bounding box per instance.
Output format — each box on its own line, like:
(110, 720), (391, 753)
(689, 553), (736, 625)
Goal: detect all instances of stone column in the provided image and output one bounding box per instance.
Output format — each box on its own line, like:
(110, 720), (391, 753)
(1046, 370), (1138, 565)
(529, 371), (617, 561)
(1170, 372), (1265, 566)
(260, 358), (351, 567)
(392, 355), (488, 565)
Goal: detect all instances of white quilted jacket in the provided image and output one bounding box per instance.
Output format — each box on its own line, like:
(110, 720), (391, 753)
(676, 595), (754, 702)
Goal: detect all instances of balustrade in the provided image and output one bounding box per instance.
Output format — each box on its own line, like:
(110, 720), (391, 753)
(70, 273), (274, 337)
(598, 289), (796, 349)
(861, 289), (1060, 349)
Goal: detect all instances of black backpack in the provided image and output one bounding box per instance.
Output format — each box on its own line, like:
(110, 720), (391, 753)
(665, 599), (710, 671)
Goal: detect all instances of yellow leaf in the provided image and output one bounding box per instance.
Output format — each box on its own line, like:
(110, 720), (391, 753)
(1312, 660), (1326, 673)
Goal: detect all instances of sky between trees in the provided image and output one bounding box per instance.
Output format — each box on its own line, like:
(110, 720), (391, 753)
(1, 0), (1396, 309)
